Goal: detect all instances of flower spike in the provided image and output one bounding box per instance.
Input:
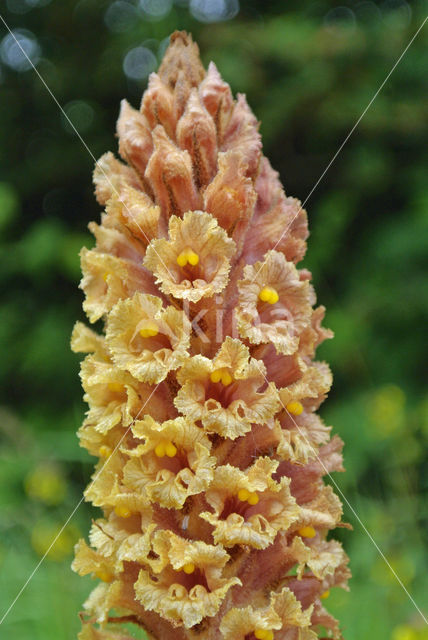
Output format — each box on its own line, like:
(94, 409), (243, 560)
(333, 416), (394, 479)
(73, 31), (350, 640)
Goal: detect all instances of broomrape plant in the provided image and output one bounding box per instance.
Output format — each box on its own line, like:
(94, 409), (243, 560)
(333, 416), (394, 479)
(72, 31), (351, 640)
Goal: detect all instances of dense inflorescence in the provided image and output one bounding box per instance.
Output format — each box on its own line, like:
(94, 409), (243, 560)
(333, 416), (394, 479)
(72, 31), (350, 640)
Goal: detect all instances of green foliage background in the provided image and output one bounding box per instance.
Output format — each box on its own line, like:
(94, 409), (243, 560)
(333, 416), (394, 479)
(0, 1), (427, 638)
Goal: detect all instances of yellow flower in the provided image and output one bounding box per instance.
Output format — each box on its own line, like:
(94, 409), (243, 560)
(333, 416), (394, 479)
(144, 210), (236, 303)
(93, 151), (141, 207)
(200, 457), (300, 548)
(106, 292), (191, 384)
(32, 522), (79, 561)
(80, 248), (147, 324)
(236, 250), (314, 355)
(122, 415), (216, 509)
(220, 587), (315, 640)
(25, 465), (66, 505)
(175, 337), (280, 439)
(392, 626), (418, 640)
(134, 530), (241, 628)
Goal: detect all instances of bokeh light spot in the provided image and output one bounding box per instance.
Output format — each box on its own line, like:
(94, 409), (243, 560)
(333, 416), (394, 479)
(123, 46), (157, 81)
(354, 1), (382, 24)
(6, 0), (31, 14)
(61, 100), (95, 135)
(190, 0), (239, 23)
(26, 0), (52, 7)
(324, 6), (356, 31)
(104, 1), (138, 33)
(381, 0), (412, 28)
(8, 0), (51, 11)
(0, 29), (41, 72)
(140, 0), (173, 20)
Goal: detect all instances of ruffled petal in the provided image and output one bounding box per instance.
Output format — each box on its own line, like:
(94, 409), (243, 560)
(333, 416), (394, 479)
(175, 338), (280, 439)
(134, 530), (241, 628)
(200, 458), (300, 549)
(106, 293), (191, 384)
(122, 416), (216, 509)
(236, 251), (313, 355)
(144, 210), (235, 302)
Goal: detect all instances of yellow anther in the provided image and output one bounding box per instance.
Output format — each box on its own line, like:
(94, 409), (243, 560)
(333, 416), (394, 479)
(182, 562), (195, 574)
(269, 290), (279, 304)
(210, 370), (223, 383)
(221, 370), (233, 386)
(155, 440), (177, 458)
(114, 505), (132, 518)
(247, 491), (259, 505)
(186, 250), (199, 266)
(259, 286), (279, 304)
(176, 248), (199, 267)
(99, 445), (112, 458)
(154, 442), (166, 457)
(237, 488), (250, 502)
(165, 441), (177, 458)
(210, 368), (234, 386)
(176, 252), (188, 267)
(286, 401), (304, 416)
(298, 525), (316, 538)
(320, 590), (330, 599)
(95, 569), (113, 583)
(107, 382), (124, 393)
(255, 631), (273, 640)
(139, 320), (159, 338)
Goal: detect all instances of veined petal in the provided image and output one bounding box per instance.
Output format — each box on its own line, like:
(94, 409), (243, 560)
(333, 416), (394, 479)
(220, 586), (315, 640)
(122, 416), (216, 509)
(175, 338), (280, 439)
(106, 293), (191, 384)
(106, 185), (161, 247)
(199, 62), (234, 142)
(200, 458), (300, 549)
(236, 251), (313, 355)
(80, 248), (153, 323)
(134, 530), (241, 628)
(144, 211), (236, 303)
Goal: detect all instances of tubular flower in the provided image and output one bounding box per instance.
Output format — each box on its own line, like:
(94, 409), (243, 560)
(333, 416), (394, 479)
(122, 415), (216, 509)
(73, 32), (350, 640)
(174, 337), (280, 439)
(144, 210), (236, 302)
(105, 292), (191, 384)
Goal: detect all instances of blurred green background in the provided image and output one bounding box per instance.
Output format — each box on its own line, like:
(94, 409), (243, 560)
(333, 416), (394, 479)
(0, 1), (427, 638)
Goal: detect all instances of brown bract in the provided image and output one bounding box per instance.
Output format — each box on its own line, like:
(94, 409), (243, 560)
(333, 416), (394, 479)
(73, 31), (350, 640)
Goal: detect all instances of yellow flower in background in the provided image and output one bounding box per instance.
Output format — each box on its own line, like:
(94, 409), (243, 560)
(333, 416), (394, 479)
(368, 384), (406, 437)
(25, 464), (66, 505)
(31, 522), (80, 562)
(371, 554), (415, 587)
(72, 31), (350, 638)
(392, 625), (418, 640)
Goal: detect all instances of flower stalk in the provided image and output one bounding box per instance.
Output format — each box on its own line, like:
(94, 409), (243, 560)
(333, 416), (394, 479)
(72, 31), (350, 640)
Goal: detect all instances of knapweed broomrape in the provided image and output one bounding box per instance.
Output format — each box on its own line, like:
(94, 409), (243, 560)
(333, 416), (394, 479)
(72, 32), (350, 640)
